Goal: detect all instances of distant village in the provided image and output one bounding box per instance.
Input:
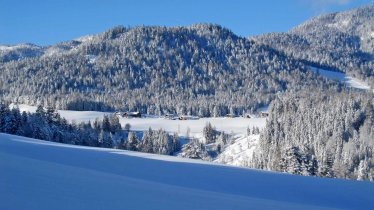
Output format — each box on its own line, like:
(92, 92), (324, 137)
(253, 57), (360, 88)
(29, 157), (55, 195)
(115, 110), (269, 120)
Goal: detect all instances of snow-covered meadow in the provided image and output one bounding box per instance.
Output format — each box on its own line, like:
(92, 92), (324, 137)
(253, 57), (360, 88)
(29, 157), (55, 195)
(10, 104), (266, 138)
(1, 133), (374, 210)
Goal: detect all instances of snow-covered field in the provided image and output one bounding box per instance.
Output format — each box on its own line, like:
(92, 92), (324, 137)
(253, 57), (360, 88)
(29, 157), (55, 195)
(10, 104), (107, 124)
(9, 103), (265, 167)
(10, 104), (266, 138)
(1, 133), (374, 210)
(118, 117), (265, 138)
(311, 67), (372, 90)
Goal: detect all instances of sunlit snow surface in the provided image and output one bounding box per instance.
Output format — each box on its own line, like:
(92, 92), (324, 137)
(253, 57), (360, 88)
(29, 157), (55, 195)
(216, 134), (260, 166)
(311, 67), (371, 90)
(1, 133), (374, 210)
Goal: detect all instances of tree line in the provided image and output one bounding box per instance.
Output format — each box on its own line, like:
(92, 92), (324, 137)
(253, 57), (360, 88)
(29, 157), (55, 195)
(0, 103), (181, 156)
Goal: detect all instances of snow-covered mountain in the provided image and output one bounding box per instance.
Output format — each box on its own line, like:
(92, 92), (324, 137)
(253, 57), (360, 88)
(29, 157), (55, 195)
(255, 4), (374, 85)
(2, 5), (373, 114)
(291, 4), (374, 54)
(1, 133), (373, 210)
(0, 43), (44, 62)
(0, 35), (97, 62)
(0, 24), (333, 115)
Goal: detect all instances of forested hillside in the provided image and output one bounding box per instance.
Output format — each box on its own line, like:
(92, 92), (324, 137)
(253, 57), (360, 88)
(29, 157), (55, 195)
(0, 24), (336, 115)
(252, 91), (374, 180)
(255, 4), (374, 85)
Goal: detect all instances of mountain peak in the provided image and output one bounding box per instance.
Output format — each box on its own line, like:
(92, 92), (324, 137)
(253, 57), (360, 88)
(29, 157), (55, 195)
(255, 3), (374, 86)
(291, 3), (374, 34)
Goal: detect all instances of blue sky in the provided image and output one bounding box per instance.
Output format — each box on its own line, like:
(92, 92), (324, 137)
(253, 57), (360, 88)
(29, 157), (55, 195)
(1, 0), (373, 46)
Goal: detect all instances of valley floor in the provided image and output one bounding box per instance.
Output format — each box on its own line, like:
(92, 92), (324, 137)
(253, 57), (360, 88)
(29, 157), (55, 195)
(10, 104), (267, 137)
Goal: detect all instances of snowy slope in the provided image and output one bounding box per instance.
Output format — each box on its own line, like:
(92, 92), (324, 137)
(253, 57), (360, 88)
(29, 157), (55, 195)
(216, 134), (260, 167)
(311, 67), (371, 90)
(1, 133), (374, 210)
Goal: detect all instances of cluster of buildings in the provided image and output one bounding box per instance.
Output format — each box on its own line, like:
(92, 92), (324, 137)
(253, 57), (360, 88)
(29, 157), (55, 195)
(114, 111), (269, 119)
(115, 111), (142, 118)
(164, 114), (199, 120)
